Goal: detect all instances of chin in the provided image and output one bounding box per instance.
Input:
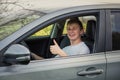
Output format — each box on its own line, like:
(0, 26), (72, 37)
(69, 38), (76, 41)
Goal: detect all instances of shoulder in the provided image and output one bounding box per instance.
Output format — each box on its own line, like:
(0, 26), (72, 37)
(79, 42), (90, 54)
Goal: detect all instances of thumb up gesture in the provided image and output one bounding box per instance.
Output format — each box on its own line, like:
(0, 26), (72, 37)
(50, 39), (61, 55)
(50, 39), (67, 57)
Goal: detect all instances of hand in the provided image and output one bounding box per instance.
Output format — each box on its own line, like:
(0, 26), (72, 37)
(50, 39), (67, 57)
(50, 39), (62, 55)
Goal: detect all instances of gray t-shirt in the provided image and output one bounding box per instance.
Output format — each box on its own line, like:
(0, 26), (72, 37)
(62, 42), (90, 56)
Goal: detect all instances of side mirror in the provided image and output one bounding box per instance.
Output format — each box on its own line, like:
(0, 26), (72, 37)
(3, 44), (30, 65)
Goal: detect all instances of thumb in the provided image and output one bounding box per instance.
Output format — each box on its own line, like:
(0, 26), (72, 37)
(53, 39), (58, 46)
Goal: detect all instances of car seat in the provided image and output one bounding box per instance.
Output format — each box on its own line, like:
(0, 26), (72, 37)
(60, 35), (70, 49)
(84, 20), (96, 53)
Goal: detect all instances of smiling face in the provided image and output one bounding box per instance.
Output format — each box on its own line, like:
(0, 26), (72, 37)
(67, 23), (83, 42)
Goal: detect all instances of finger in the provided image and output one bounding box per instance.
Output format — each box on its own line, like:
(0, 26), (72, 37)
(50, 45), (54, 48)
(50, 45), (55, 49)
(53, 39), (58, 46)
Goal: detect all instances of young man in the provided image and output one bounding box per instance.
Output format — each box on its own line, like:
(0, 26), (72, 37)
(32, 18), (90, 59)
(50, 19), (90, 57)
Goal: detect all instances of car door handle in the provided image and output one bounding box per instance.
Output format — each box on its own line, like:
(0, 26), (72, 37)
(77, 69), (103, 76)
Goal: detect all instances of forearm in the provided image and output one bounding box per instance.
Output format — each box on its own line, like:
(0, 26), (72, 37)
(58, 49), (68, 57)
(31, 53), (44, 60)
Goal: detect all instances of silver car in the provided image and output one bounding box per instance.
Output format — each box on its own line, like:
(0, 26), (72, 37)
(0, 4), (120, 80)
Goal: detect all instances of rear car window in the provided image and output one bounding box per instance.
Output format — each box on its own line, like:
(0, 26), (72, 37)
(111, 11), (120, 50)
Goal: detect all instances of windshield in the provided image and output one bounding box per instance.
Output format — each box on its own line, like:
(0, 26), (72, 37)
(0, 15), (41, 41)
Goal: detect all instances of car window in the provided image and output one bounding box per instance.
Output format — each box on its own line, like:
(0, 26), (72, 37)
(29, 24), (53, 39)
(111, 11), (120, 50)
(24, 14), (99, 61)
(0, 15), (40, 41)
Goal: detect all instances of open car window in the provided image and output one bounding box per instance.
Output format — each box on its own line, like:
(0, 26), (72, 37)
(28, 24), (53, 39)
(23, 14), (98, 61)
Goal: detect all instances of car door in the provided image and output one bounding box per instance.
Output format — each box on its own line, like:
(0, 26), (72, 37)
(105, 9), (120, 80)
(0, 54), (106, 80)
(0, 6), (106, 80)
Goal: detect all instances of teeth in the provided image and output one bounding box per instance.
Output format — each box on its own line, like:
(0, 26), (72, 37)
(69, 34), (74, 37)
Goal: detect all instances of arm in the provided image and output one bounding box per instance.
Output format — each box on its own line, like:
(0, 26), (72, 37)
(31, 53), (44, 60)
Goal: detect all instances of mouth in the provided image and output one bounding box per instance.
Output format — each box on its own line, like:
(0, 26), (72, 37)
(68, 33), (75, 37)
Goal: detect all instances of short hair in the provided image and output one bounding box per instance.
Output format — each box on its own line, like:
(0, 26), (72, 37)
(67, 18), (83, 30)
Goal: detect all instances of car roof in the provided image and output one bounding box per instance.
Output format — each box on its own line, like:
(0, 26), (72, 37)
(0, 4), (120, 51)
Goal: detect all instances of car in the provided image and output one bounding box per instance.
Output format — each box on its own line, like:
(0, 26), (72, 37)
(0, 4), (120, 80)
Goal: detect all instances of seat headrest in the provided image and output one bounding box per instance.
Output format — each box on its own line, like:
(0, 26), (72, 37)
(86, 20), (96, 41)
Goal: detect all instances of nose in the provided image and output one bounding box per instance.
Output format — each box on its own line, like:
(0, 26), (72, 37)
(67, 30), (73, 34)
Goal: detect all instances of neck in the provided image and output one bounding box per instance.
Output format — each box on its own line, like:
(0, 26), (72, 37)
(70, 39), (82, 45)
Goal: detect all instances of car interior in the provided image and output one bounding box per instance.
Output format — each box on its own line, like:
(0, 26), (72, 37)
(21, 15), (97, 60)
